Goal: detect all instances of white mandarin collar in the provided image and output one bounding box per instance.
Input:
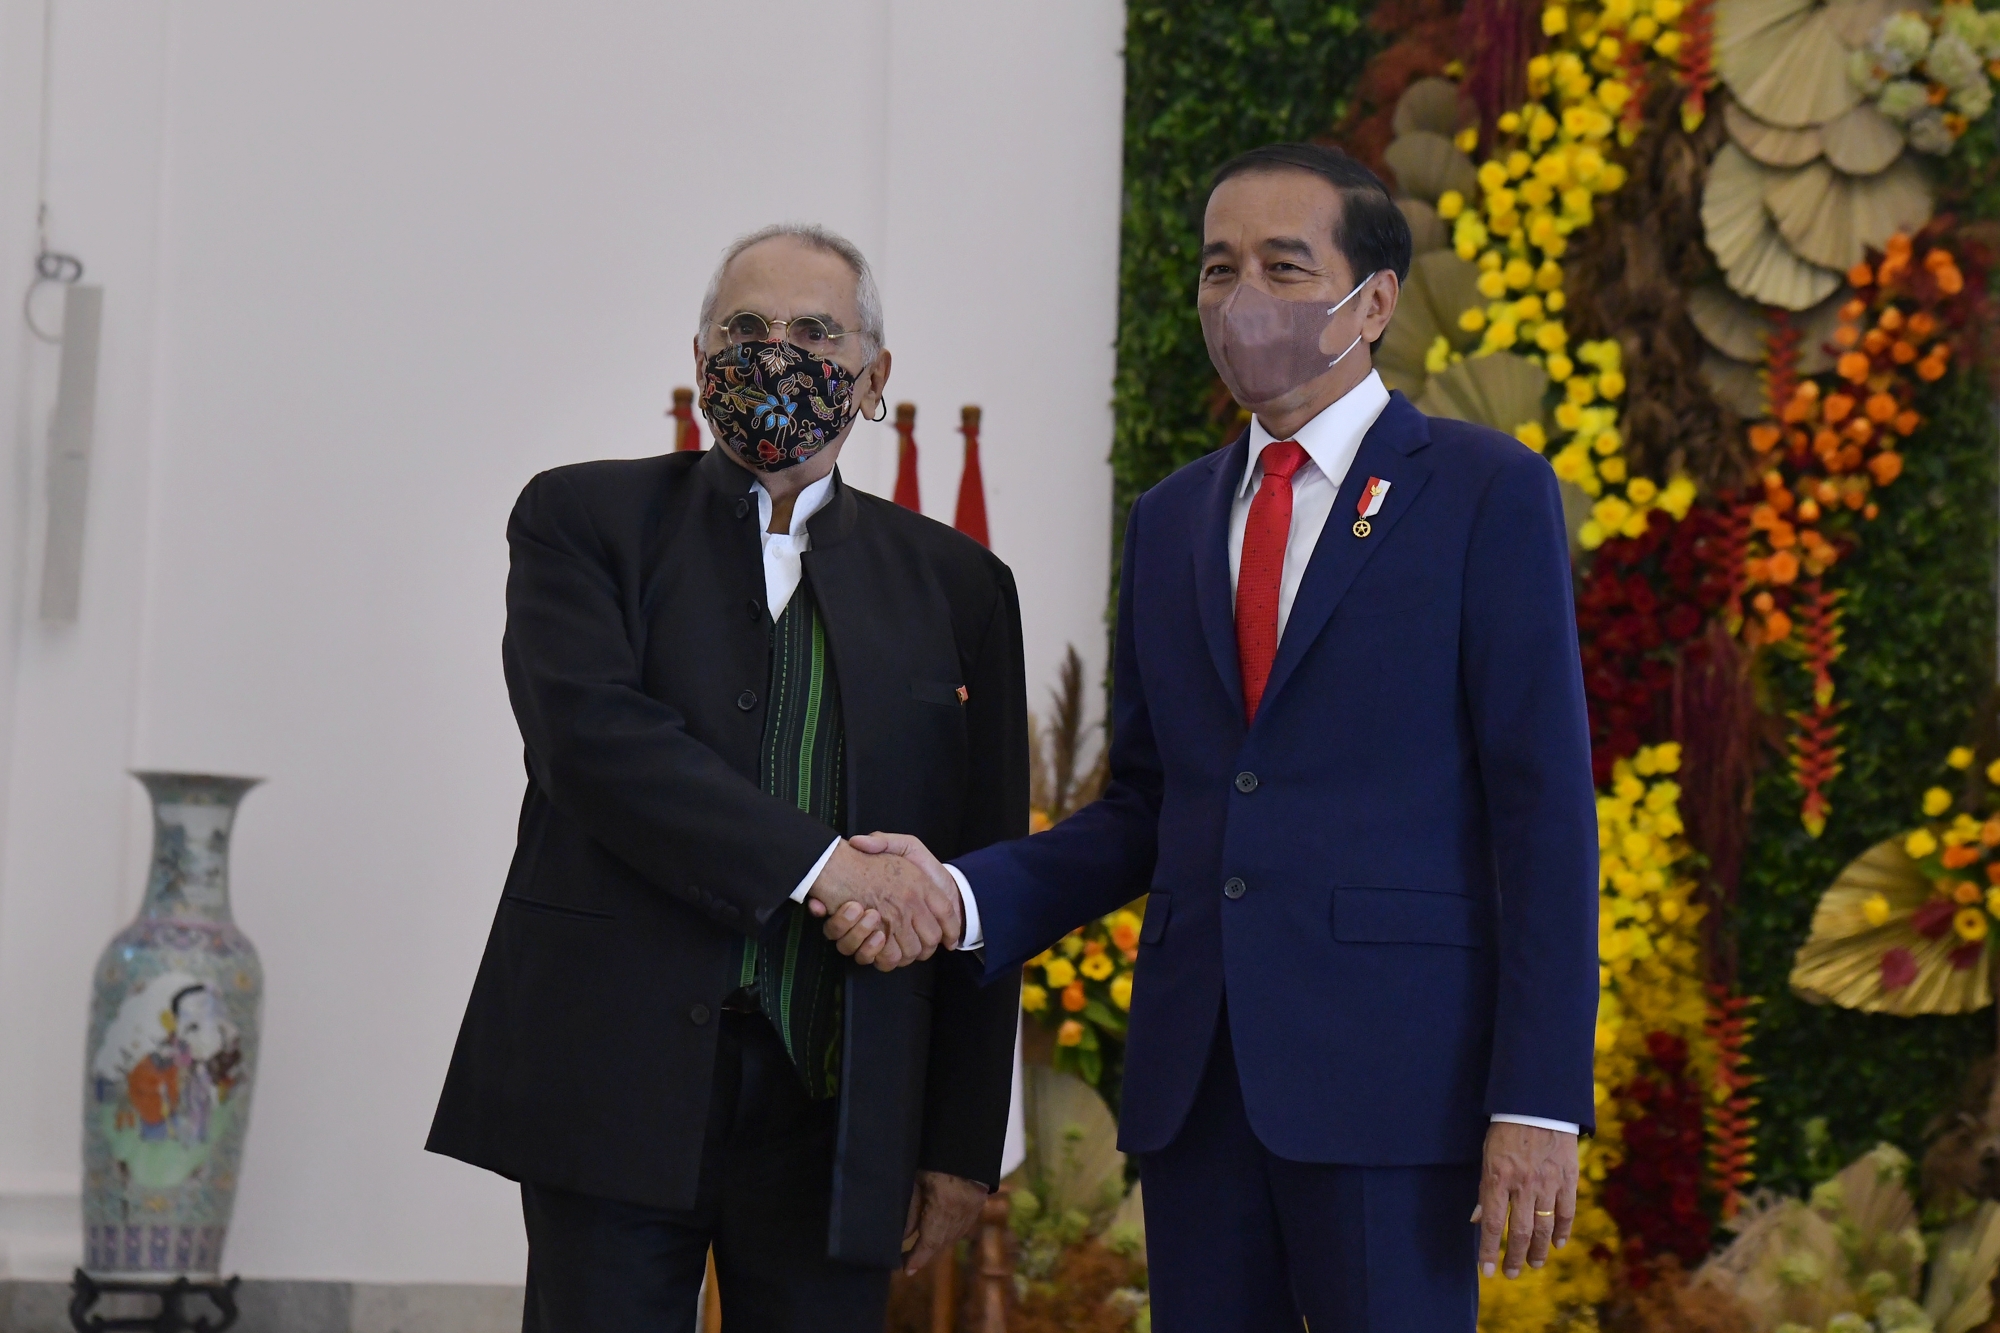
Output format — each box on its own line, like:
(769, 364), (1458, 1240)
(1239, 370), (1391, 498)
(753, 470), (837, 541)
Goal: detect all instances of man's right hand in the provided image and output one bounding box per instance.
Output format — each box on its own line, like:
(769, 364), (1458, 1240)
(806, 839), (961, 971)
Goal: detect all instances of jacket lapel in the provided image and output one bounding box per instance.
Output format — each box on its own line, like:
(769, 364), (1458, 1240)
(1256, 393), (1433, 721)
(1191, 431), (1252, 723)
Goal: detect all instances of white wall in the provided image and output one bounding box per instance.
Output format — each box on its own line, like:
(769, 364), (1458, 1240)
(0, 0), (1123, 1283)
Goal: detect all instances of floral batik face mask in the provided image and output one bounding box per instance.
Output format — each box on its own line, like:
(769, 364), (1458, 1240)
(700, 340), (863, 473)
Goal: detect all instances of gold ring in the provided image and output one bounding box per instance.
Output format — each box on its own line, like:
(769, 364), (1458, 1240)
(1534, 1210), (1555, 1217)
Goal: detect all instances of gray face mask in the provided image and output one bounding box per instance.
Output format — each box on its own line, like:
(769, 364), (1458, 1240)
(1198, 271), (1379, 407)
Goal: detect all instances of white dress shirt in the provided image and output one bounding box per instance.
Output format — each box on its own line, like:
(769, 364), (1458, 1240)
(943, 374), (1576, 1136)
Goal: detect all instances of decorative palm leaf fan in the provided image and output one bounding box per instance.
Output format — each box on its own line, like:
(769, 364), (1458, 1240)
(1790, 838), (1994, 1015)
(1382, 130), (1480, 207)
(1703, 144), (1847, 309)
(1700, 350), (1770, 418)
(1375, 251), (1483, 397)
(1414, 351), (1549, 434)
(1766, 155), (1934, 272)
(1823, 101), (1907, 175)
(1392, 77), (1470, 138)
(1725, 100), (1826, 167)
(1397, 198), (1450, 255)
(1689, 281), (1773, 362)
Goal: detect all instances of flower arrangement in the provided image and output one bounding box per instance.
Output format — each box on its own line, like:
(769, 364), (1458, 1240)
(1848, 3), (2000, 157)
(1791, 743), (2000, 1015)
(1022, 913), (1142, 1089)
(1437, 0), (1699, 546)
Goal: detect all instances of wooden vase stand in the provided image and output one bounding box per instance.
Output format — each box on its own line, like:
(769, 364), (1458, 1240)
(68, 1269), (241, 1333)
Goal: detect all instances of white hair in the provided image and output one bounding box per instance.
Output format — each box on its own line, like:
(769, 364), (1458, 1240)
(697, 223), (884, 359)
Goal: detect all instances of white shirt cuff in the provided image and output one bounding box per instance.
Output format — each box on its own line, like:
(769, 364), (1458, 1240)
(1491, 1113), (1580, 1135)
(943, 863), (983, 950)
(790, 838), (842, 902)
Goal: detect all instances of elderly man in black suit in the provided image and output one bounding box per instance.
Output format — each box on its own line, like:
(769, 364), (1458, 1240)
(427, 223), (1027, 1333)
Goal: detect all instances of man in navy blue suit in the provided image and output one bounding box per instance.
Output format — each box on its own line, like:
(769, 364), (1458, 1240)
(816, 143), (1599, 1331)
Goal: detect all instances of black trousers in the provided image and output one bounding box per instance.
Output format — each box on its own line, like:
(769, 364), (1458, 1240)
(520, 1012), (890, 1333)
(1140, 1015), (1480, 1332)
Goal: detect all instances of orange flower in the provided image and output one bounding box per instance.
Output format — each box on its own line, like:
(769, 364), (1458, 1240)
(1945, 845), (1982, 870)
(1834, 324), (1861, 349)
(1057, 1019), (1085, 1046)
(1863, 328), (1891, 356)
(1878, 307), (1905, 331)
(1838, 351), (1872, 382)
(1894, 409), (1921, 436)
(1769, 522), (1798, 550)
(1083, 938), (1105, 956)
(1110, 919), (1140, 951)
(1908, 312), (1938, 339)
(1841, 298), (1869, 321)
(1865, 392), (1898, 422)
(1891, 340), (1918, 365)
(1797, 497), (1821, 523)
(1823, 393), (1855, 424)
(1954, 878), (1984, 902)
(1864, 502), (1879, 519)
(1917, 355), (1948, 382)
(1062, 982), (1087, 1012)
(1749, 423), (1782, 453)
(1746, 557), (1771, 585)
(1924, 246), (1954, 271)
(1812, 430), (1840, 461)
(1982, 818), (2000, 848)
(1868, 451), (1903, 485)
(1988, 861), (2000, 884)
(1887, 234), (1913, 258)
(1751, 591), (1776, 614)
(1880, 252), (1911, 283)
(1848, 262), (1874, 287)
(1750, 504), (1779, 531)
(1843, 479), (1868, 507)
(1938, 266), (1965, 295)
(1765, 609), (1794, 641)
(1815, 479), (1842, 505)
(1768, 550), (1800, 583)
(1842, 418), (1875, 446)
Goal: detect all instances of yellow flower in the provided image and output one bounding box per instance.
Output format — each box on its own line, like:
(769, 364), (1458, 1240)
(1536, 321), (1570, 352)
(1626, 476), (1658, 505)
(1478, 160), (1510, 194)
(1597, 456), (1627, 484)
(1460, 308), (1487, 333)
(1544, 4), (1569, 34)
(1506, 150), (1534, 180)
(1988, 757), (2000, 785)
(1456, 126), (1482, 154)
(1503, 258), (1536, 290)
(1080, 952), (1114, 981)
(1988, 887), (2000, 918)
(1498, 111), (1523, 134)
(1056, 1019), (1085, 1047)
(1631, 14), (1661, 41)
(1425, 336), (1455, 374)
(1546, 289), (1567, 312)
(1437, 190), (1465, 220)
(1949, 747), (1975, 770)
(1546, 352), (1576, 381)
(1924, 787), (1954, 817)
(1478, 269), (1510, 300)
(1957, 908), (1989, 942)
(1578, 520), (1606, 550)
(1592, 496), (1632, 531)
(1022, 984), (1049, 1012)
(1566, 375), (1598, 405)
(1907, 828), (1939, 859)
(1653, 0), (1683, 20)
(1862, 893), (1891, 926)
(1516, 422), (1549, 453)
(1654, 30), (1683, 57)
(1110, 974), (1134, 1011)
(1598, 369), (1626, 398)
(1596, 79), (1633, 113)
(1042, 957), (1077, 988)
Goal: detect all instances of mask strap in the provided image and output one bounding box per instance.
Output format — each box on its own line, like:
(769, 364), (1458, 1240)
(1323, 269), (1380, 369)
(1327, 331), (1365, 370)
(865, 398), (888, 423)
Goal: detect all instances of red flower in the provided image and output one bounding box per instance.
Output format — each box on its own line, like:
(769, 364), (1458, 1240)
(1880, 947), (1919, 990)
(1912, 899), (1956, 939)
(1951, 941), (1985, 971)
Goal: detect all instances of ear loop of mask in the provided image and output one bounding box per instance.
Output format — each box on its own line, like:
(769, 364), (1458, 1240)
(1323, 270), (1381, 371)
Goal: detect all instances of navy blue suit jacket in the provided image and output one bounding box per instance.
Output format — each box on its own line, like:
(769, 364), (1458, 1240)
(957, 391), (1599, 1165)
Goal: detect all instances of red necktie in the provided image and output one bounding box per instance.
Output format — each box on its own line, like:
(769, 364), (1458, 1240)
(1236, 440), (1310, 723)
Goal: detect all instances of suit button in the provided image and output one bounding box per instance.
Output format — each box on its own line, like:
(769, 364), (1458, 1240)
(747, 597), (763, 619)
(689, 1004), (712, 1025)
(1224, 877), (1247, 900)
(734, 497), (751, 519)
(1234, 771), (1259, 793)
(737, 690), (758, 711)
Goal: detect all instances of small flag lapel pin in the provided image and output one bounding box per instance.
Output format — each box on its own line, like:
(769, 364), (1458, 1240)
(1357, 477), (1390, 519)
(956, 685), (970, 703)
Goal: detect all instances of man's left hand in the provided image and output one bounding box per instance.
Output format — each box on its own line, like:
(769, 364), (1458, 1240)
(1472, 1121), (1578, 1279)
(902, 1171), (987, 1276)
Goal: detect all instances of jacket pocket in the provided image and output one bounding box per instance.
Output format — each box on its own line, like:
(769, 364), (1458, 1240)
(1140, 893), (1172, 945)
(1331, 888), (1486, 948)
(909, 679), (966, 706)
(504, 894), (617, 923)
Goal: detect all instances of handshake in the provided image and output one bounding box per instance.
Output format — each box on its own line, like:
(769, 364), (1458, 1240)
(804, 834), (960, 971)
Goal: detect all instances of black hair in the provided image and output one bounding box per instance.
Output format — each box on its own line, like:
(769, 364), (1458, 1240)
(1209, 142), (1414, 286)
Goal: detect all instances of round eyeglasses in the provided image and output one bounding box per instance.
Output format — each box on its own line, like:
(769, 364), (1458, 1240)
(714, 311), (862, 356)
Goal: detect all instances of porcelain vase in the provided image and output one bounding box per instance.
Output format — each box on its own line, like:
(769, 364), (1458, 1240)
(81, 772), (263, 1277)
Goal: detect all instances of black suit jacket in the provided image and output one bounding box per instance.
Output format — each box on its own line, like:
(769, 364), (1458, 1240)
(426, 445), (1027, 1266)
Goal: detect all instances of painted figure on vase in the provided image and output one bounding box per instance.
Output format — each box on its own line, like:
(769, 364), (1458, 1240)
(92, 971), (244, 1185)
